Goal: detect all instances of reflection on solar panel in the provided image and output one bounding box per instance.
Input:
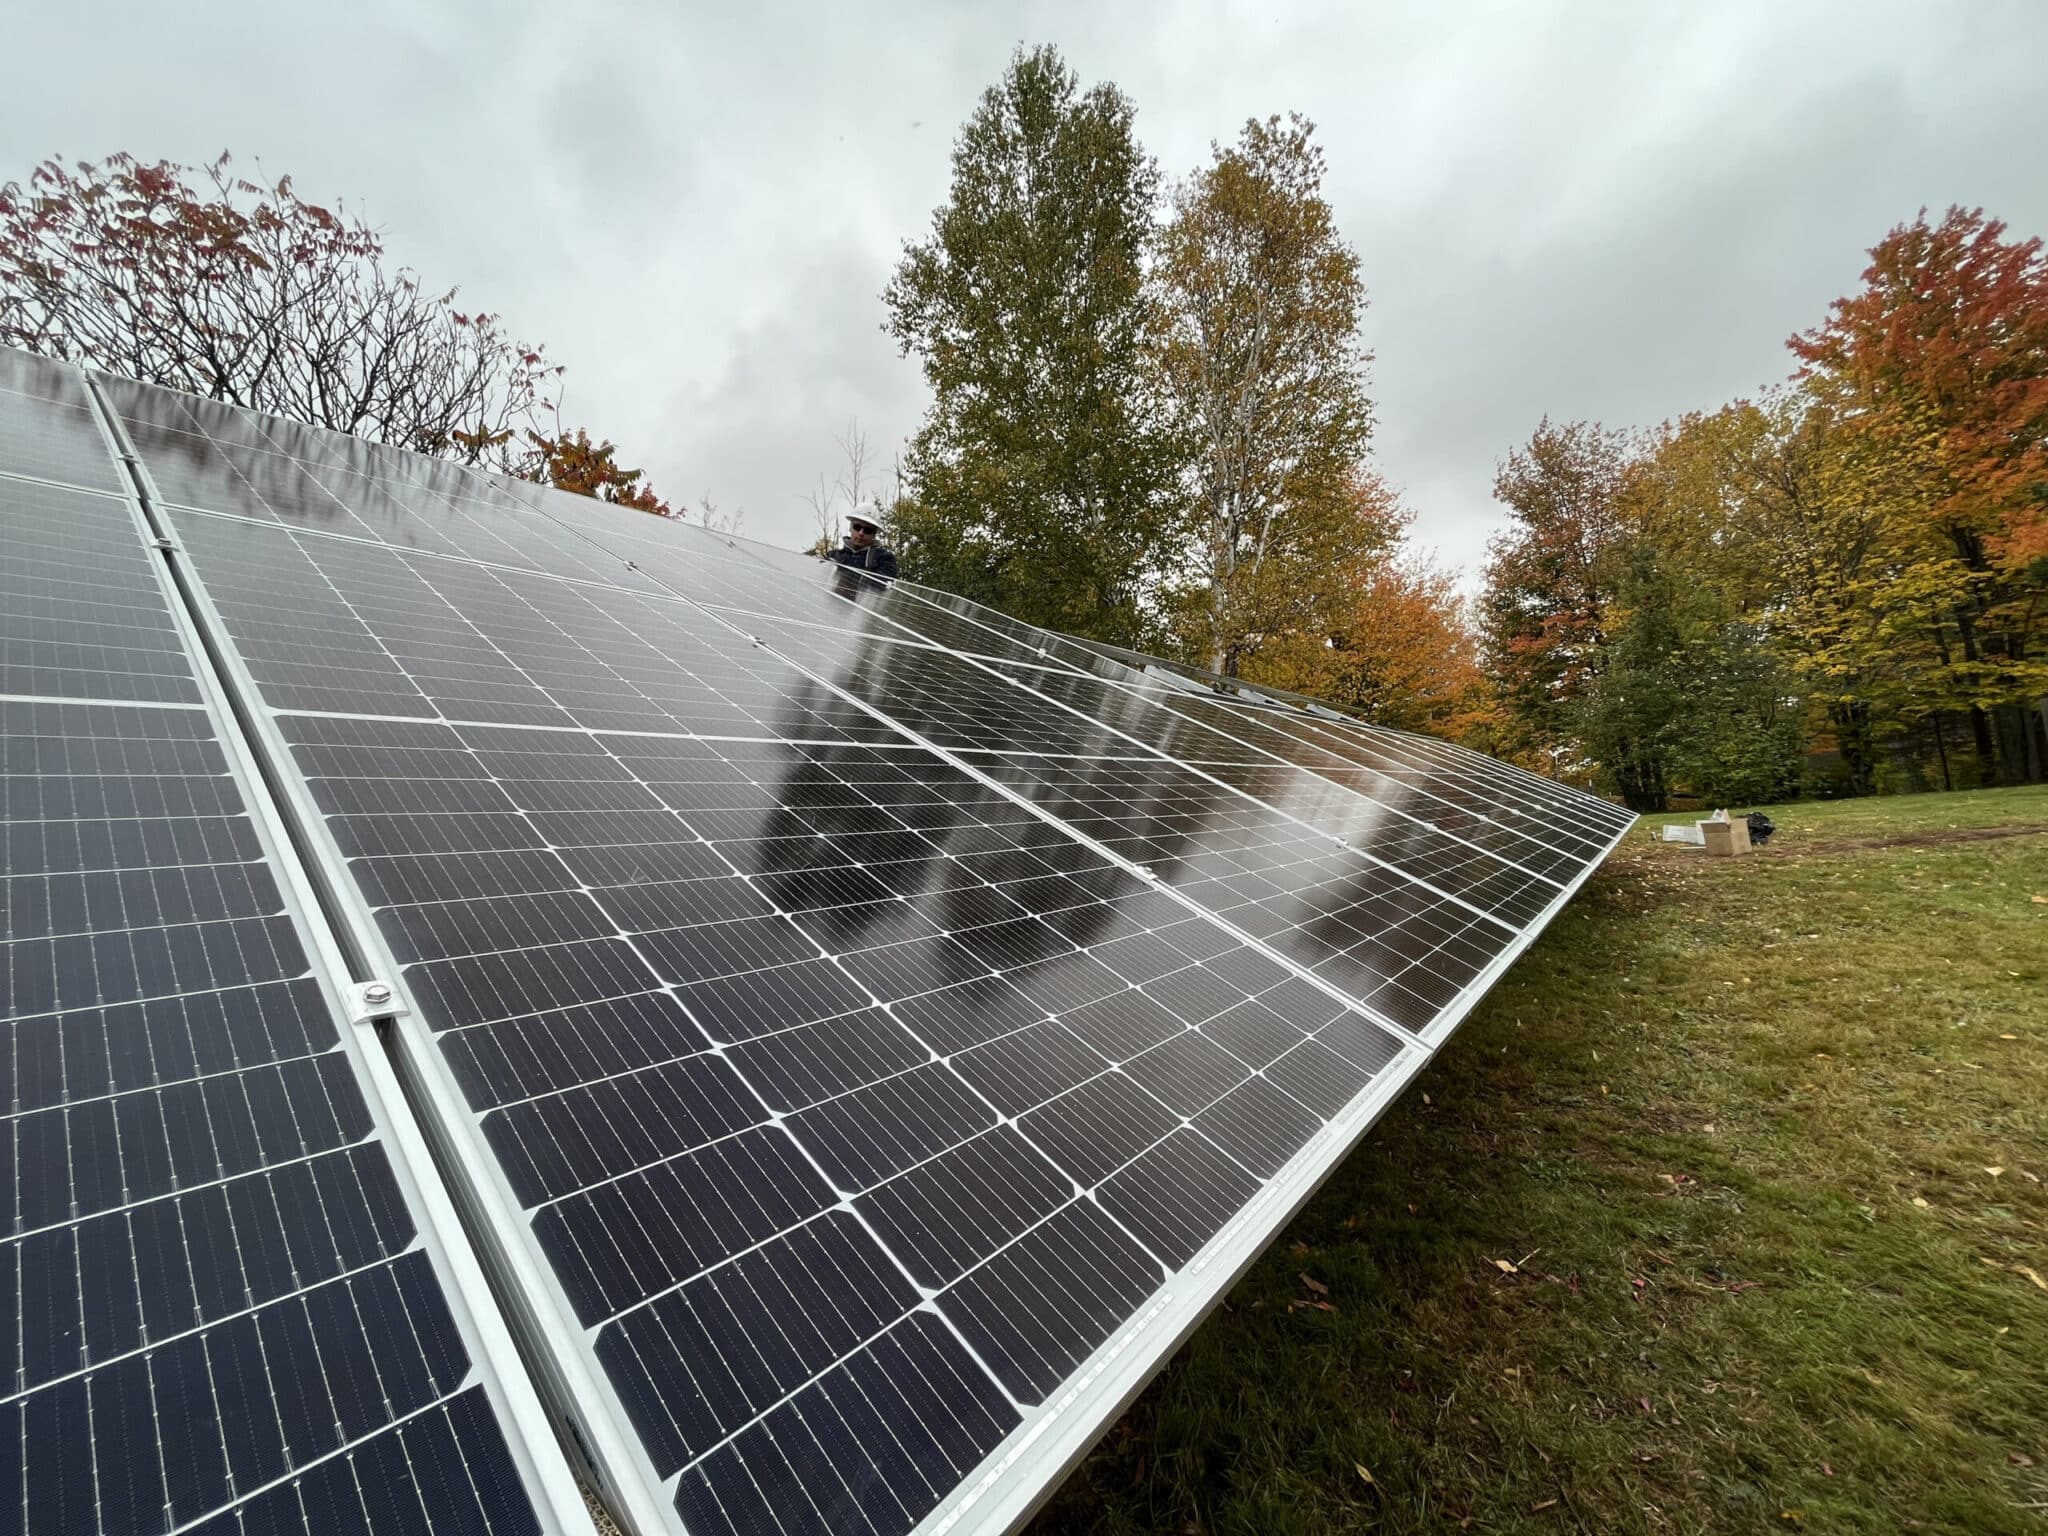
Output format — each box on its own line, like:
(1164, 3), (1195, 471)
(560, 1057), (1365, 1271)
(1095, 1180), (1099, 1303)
(2, 344), (1632, 1536)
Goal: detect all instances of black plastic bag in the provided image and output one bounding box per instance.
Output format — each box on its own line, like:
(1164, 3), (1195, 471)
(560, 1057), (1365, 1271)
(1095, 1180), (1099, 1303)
(1746, 812), (1776, 845)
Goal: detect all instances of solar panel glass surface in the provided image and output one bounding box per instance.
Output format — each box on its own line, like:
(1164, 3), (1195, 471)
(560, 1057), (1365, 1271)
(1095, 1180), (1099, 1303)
(0, 356), (553, 1536)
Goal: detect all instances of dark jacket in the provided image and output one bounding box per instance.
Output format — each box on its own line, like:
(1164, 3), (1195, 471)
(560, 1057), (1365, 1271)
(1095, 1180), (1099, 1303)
(826, 540), (898, 579)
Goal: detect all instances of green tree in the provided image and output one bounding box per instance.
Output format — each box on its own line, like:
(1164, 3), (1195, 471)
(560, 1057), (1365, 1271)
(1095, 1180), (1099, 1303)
(1596, 419), (1803, 809)
(1482, 415), (1803, 809)
(884, 45), (1172, 643)
(1152, 114), (1374, 675)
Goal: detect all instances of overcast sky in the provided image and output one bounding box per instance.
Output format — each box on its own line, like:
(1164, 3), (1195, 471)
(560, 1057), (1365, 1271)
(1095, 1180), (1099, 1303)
(11, 1), (2048, 581)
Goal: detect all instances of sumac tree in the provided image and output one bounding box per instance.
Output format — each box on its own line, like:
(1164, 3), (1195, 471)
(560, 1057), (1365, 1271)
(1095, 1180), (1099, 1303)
(0, 153), (561, 469)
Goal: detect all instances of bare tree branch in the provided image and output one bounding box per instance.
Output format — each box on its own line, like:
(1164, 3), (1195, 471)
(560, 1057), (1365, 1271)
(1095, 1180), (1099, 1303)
(0, 153), (561, 470)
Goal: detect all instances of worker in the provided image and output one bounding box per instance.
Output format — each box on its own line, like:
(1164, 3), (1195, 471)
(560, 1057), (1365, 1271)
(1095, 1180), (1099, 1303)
(825, 502), (899, 579)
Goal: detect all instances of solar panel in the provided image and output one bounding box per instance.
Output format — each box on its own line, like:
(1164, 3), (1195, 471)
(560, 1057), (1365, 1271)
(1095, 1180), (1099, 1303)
(0, 353), (589, 1536)
(3, 347), (1633, 1536)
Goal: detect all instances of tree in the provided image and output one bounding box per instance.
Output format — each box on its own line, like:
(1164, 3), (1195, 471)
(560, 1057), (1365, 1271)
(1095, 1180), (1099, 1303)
(517, 429), (669, 515)
(1588, 419), (1804, 809)
(1790, 207), (2048, 784)
(802, 420), (875, 554)
(1696, 392), (1909, 794)
(1152, 114), (1374, 676)
(0, 153), (560, 468)
(884, 45), (1174, 643)
(1478, 420), (1635, 775)
(694, 491), (744, 537)
(1241, 471), (1489, 737)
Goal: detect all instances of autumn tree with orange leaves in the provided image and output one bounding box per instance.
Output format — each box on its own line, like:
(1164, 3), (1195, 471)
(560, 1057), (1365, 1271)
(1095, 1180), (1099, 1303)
(1789, 206), (2048, 784)
(1247, 472), (1491, 739)
(1481, 207), (2048, 802)
(517, 429), (671, 516)
(1477, 420), (1633, 775)
(0, 154), (563, 466)
(1, 151), (670, 519)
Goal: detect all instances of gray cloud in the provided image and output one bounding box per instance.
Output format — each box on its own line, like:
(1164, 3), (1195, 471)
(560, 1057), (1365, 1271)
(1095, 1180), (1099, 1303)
(8, 0), (2046, 581)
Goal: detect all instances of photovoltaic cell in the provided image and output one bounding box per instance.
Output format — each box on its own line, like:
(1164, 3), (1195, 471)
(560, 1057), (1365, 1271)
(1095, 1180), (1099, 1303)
(0, 356), (550, 1536)
(13, 351), (1635, 1536)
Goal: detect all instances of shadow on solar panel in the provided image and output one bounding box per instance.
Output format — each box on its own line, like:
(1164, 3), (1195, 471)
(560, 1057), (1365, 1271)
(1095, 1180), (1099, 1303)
(1, 348), (1633, 1536)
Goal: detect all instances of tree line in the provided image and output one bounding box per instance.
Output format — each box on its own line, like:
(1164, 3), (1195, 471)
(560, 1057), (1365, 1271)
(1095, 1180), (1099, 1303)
(886, 48), (2046, 806)
(1481, 209), (2048, 807)
(7, 58), (2040, 809)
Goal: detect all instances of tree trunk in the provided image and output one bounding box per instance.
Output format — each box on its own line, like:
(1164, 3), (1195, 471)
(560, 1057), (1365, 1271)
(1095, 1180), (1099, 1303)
(1931, 709), (1953, 793)
(1993, 702), (2045, 785)
(1830, 699), (1877, 796)
(1968, 704), (1998, 787)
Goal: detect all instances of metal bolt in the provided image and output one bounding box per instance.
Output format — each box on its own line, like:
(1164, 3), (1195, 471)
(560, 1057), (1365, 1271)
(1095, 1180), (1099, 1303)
(361, 983), (393, 1007)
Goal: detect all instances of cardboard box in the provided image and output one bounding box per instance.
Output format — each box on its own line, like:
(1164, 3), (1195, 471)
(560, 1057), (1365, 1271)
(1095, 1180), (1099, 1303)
(1702, 817), (1752, 857)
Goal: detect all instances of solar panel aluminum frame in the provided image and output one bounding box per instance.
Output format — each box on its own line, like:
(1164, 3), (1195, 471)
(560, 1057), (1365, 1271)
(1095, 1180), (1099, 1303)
(78, 376), (612, 1536)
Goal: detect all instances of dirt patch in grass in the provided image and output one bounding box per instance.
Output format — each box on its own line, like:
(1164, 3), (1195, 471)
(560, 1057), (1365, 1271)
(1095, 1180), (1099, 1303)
(1754, 823), (2048, 856)
(1032, 784), (2048, 1536)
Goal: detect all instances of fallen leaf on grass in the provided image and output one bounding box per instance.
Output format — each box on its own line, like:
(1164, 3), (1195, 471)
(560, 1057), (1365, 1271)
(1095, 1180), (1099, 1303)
(1725, 1280), (1762, 1294)
(1985, 1167), (2005, 1178)
(2030, 894), (2047, 904)
(1820, 1462), (1834, 1477)
(2016, 1266), (2047, 1291)
(1530, 1498), (1559, 1512)
(1300, 1272), (1329, 1296)
(2012, 1451), (2037, 1468)
(1354, 1463), (1376, 1487)
(1638, 1396), (1654, 1414)
(1912, 1197), (1931, 1208)
(2001, 1033), (2019, 1040)
(1492, 1258), (1519, 1275)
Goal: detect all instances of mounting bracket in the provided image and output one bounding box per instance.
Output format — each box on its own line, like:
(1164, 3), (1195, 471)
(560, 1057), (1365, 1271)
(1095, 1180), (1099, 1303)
(345, 978), (409, 1026)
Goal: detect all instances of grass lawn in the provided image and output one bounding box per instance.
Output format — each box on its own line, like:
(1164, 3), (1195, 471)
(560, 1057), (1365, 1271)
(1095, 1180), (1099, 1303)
(1030, 785), (2048, 1536)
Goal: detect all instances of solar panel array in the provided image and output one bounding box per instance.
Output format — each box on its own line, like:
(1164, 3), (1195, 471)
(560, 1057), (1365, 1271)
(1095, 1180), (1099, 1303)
(1, 345), (1634, 1536)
